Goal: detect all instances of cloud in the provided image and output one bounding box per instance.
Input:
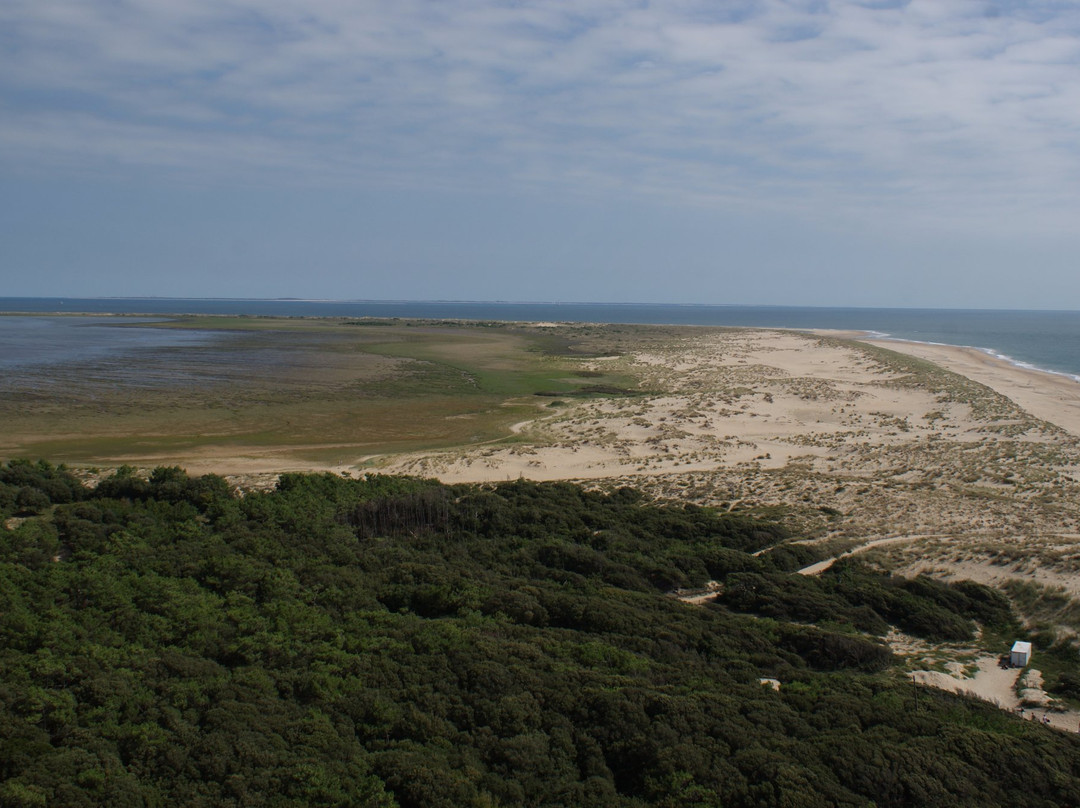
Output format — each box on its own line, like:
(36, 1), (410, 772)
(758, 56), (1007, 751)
(3, 0), (1080, 231)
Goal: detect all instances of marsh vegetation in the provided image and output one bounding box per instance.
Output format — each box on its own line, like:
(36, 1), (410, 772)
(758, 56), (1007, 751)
(0, 317), (650, 468)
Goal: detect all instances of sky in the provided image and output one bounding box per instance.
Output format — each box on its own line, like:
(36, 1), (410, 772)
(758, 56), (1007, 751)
(3, 0), (1080, 308)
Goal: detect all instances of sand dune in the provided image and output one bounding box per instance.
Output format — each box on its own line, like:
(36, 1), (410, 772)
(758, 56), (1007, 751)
(378, 328), (1080, 489)
(376, 328), (1080, 612)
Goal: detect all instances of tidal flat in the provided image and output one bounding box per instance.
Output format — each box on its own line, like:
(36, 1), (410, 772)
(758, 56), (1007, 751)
(0, 315), (654, 470)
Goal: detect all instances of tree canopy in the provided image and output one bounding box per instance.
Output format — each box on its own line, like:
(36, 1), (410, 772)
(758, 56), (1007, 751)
(1, 461), (1077, 807)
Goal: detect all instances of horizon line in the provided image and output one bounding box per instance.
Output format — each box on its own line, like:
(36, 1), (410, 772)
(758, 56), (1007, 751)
(1, 296), (1079, 314)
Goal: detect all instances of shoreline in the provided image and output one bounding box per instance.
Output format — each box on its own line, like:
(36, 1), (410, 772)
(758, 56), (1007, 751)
(861, 337), (1080, 439)
(814, 327), (1080, 384)
(812, 327), (1080, 438)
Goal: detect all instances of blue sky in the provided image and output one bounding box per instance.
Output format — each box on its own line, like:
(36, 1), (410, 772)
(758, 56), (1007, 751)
(3, 0), (1080, 307)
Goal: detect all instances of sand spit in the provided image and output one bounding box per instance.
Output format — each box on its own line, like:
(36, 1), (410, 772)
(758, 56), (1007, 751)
(380, 329), (977, 483)
(37, 324), (1080, 720)
(377, 327), (1080, 493)
(373, 328), (1080, 605)
(49, 325), (1080, 627)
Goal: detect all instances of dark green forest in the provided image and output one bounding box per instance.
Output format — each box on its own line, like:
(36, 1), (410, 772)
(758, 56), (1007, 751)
(1, 459), (1078, 807)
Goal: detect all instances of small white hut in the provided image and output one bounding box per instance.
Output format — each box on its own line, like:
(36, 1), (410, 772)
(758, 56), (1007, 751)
(1010, 641), (1032, 668)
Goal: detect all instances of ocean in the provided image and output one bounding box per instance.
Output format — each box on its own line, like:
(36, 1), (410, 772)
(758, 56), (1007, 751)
(3, 298), (1080, 382)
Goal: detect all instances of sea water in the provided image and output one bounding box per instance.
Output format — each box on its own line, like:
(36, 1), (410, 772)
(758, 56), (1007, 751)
(3, 299), (1080, 381)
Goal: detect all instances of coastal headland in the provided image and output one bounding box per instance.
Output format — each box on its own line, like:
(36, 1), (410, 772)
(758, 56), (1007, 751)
(7, 316), (1080, 581)
(6, 315), (1080, 706)
(374, 325), (1080, 641)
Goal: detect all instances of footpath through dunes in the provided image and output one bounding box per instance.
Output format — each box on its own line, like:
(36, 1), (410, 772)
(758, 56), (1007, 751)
(379, 327), (1080, 636)
(796, 535), (926, 576)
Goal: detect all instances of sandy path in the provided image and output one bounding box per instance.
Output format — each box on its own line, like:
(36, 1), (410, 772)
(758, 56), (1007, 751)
(914, 656), (1021, 710)
(913, 657), (1080, 733)
(671, 580), (723, 605)
(798, 536), (923, 575)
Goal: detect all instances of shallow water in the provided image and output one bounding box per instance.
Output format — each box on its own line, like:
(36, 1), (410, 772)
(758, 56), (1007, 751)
(0, 316), (218, 372)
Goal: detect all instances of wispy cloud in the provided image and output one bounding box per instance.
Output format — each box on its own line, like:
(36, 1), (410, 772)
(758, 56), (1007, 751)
(4, 0), (1080, 230)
